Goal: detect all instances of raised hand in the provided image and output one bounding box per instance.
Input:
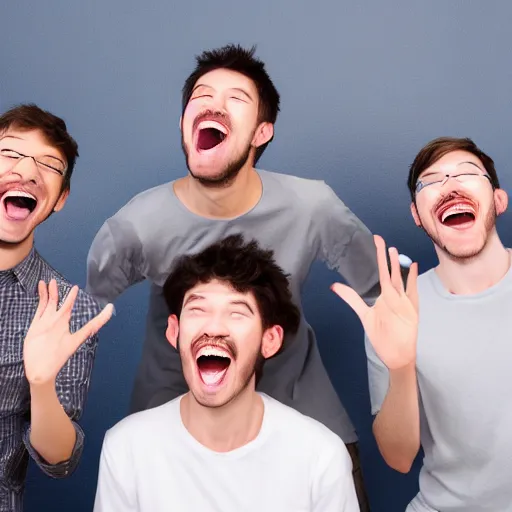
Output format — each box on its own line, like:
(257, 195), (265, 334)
(331, 235), (419, 370)
(24, 279), (114, 386)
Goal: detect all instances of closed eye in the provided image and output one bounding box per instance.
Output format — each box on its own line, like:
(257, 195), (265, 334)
(1, 149), (23, 159)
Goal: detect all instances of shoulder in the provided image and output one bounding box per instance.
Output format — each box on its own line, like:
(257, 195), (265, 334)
(259, 170), (336, 206)
(263, 395), (349, 462)
(104, 398), (181, 448)
(36, 253), (102, 320)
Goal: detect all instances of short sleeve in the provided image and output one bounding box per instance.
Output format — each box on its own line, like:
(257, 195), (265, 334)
(365, 332), (390, 415)
(315, 182), (379, 302)
(86, 217), (145, 305)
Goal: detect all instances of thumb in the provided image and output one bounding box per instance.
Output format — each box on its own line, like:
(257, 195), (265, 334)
(331, 283), (369, 322)
(69, 304), (114, 353)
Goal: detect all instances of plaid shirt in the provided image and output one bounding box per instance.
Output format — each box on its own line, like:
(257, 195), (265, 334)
(0, 248), (101, 512)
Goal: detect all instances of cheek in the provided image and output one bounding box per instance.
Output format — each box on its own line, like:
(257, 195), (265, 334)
(182, 103), (203, 131)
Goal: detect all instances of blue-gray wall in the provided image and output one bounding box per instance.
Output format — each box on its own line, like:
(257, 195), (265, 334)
(2, 2), (511, 511)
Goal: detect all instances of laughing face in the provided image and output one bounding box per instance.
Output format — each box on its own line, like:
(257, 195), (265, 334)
(411, 150), (507, 259)
(166, 279), (283, 408)
(0, 129), (68, 247)
(180, 68), (273, 186)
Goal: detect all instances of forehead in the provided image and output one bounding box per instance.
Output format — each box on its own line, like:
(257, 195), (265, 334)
(193, 68), (258, 98)
(183, 279), (257, 306)
(420, 150), (485, 176)
(0, 129), (65, 160)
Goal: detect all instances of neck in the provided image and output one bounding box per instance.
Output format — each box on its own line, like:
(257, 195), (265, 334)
(0, 234), (34, 271)
(175, 164), (262, 219)
(180, 386), (264, 452)
(435, 231), (510, 294)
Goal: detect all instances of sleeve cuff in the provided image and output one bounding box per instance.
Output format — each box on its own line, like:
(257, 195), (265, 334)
(23, 421), (85, 479)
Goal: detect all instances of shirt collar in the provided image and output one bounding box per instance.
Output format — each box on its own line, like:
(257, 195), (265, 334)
(0, 247), (42, 294)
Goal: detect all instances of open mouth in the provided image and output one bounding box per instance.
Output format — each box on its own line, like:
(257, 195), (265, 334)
(437, 200), (476, 228)
(195, 121), (228, 151)
(196, 345), (232, 387)
(2, 191), (37, 221)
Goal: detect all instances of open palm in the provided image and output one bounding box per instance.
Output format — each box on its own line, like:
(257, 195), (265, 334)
(24, 279), (113, 385)
(332, 235), (419, 370)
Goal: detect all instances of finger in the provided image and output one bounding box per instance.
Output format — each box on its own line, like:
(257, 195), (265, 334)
(405, 262), (419, 311)
(47, 279), (59, 311)
(331, 283), (369, 322)
(374, 235), (392, 291)
(34, 281), (49, 319)
(70, 304), (114, 349)
(388, 247), (405, 294)
(59, 286), (79, 319)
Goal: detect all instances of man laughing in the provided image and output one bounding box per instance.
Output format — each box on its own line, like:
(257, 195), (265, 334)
(93, 235), (359, 512)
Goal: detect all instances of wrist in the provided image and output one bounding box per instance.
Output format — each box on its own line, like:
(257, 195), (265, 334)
(389, 361), (417, 383)
(29, 379), (57, 397)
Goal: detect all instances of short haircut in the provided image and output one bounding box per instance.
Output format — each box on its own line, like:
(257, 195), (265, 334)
(0, 103), (79, 191)
(163, 234), (300, 338)
(407, 136), (499, 201)
(182, 44), (280, 162)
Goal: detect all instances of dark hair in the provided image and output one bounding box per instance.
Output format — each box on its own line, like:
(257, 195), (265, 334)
(0, 104), (79, 191)
(407, 137), (499, 201)
(182, 44), (280, 163)
(163, 234), (300, 380)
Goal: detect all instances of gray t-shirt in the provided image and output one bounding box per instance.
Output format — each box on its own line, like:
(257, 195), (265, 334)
(86, 170), (379, 442)
(367, 265), (512, 511)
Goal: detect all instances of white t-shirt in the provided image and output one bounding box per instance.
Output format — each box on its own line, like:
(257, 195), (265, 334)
(93, 393), (359, 512)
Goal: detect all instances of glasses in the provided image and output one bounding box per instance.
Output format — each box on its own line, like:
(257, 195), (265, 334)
(0, 148), (66, 176)
(415, 172), (491, 194)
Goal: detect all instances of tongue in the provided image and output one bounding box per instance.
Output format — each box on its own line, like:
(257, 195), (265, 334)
(198, 128), (223, 151)
(5, 201), (31, 221)
(199, 359), (229, 386)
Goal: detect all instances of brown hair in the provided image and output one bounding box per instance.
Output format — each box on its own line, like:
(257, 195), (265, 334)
(407, 137), (499, 201)
(0, 104), (79, 190)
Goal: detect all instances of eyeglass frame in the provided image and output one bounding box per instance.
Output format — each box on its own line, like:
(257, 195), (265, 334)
(415, 171), (492, 195)
(0, 148), (67, 177)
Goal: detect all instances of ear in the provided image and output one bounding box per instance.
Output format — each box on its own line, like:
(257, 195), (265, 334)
(252, 122), (274, 149)
(494, 188), (508, 216)
(410, 202), (421, 227)
(166, 314), (179, 349)
(261, 324), (284, 359)
(179, 115), (183, 131)
(53, 188), (70, 212)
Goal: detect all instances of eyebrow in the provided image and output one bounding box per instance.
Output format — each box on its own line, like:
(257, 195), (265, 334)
(420, 161), (485, 179)
(182, 294), (254, 314)
(456, 161), (485, 172)
(191, 84), (253, 101)
(230, 300), (254, 314)
(0, 136), (66, 166)
(183, 293), (204, 307)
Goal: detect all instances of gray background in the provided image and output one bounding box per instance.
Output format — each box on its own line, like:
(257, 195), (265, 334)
(1, 1), (511, 510)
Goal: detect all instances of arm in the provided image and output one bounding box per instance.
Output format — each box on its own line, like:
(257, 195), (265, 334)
(23, 336), (98, 476)
(332, 236), (420, 474)
(312, 439), (360, 512)
(93, 431), (137, 512)
(366, 334), (420, 472)
(23, 281), (113, 478)
(316, 183), (379, 302)
(86, 217), (145, 305)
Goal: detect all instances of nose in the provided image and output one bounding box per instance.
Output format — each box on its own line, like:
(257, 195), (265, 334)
(202, 313), (230, 339)
(10, 156), (40, 185)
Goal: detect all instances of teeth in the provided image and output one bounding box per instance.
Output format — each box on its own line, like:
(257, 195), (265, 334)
(197, 120), (228, 134)
(197, 346), (231, 359)
(2, 190), (36, 201)
(441, 204), (475, 222)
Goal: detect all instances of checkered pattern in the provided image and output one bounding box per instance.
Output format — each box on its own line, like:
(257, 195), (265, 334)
(0, 248), (101, 511)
